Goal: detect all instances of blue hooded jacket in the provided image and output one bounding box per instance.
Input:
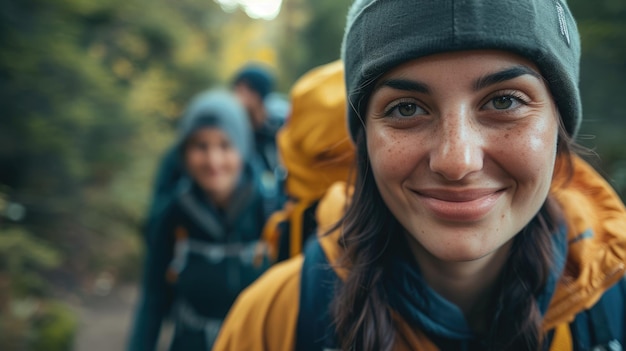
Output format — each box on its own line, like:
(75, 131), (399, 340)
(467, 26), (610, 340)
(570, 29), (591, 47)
(129, 90), (280, 351)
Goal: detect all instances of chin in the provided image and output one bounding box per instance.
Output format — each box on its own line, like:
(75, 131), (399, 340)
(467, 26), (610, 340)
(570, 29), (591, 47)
(413, 231), (511, 263)
(432, 245), (496, 263)
(199, 178), (224, 189)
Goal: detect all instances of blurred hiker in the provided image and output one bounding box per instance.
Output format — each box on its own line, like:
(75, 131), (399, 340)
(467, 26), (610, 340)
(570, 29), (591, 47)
(260, 60), (355, 262)
(144, 64), (287, 239)
(128, 90), (279, 351)
(231, 63), (287, 178)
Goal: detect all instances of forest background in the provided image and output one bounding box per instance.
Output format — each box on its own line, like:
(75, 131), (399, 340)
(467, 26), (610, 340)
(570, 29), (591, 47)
(1, 0), (625, 350)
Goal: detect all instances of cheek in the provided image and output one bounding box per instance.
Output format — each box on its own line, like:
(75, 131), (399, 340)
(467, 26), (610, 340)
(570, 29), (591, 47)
(224, 150), (243, 176)
(367, 126), (424, 182)
(524, 114), (558, 158)
(185, 149), (204, 175)
(500, 116), (558, 182)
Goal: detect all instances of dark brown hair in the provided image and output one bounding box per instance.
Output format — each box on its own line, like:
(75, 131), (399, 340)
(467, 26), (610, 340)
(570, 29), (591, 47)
(330, 118), (576, 350)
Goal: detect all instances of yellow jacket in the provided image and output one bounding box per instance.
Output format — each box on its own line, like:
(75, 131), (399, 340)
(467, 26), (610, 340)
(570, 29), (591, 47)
(214, 156), (626, 350)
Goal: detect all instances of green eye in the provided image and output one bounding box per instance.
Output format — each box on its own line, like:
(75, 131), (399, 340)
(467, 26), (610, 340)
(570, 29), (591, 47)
(398, 103), (418, 116)
(492, 96), (514, 109)
(383, 100), (427, 119)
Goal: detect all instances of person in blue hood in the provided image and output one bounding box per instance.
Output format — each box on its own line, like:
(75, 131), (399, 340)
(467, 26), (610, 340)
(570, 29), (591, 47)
(128, 90), (278, 351)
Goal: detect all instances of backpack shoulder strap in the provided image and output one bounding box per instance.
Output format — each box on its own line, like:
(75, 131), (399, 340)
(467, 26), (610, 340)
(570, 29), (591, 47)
(296, 238), (341, 351)
(570, 276), (626, 351)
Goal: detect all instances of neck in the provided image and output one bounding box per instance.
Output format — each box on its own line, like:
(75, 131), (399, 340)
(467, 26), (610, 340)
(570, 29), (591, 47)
(206, 188), (235, 210)
(252, 108), (267, 130)
(407, 236), (512, 332)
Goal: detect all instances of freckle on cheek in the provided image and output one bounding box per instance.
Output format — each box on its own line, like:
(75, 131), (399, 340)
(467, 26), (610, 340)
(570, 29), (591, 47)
(504, 133), (509, 139)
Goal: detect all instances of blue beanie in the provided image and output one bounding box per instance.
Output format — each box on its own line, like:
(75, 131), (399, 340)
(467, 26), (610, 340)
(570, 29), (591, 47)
(232, 64), (275, 100)
(177, 89), (253, 162)
(341, 0), (582, 139)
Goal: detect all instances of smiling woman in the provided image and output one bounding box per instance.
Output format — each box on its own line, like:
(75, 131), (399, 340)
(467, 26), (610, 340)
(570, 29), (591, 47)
(366, 51), (560, 263)
(128, 90), (281, 351)
(213, 1), (626, 351)
(214, 0), (283, 20)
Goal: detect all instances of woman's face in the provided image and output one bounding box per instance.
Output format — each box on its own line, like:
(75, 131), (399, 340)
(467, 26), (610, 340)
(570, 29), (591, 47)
(184, 128), (243, 203)
(365, 50), (559, 262)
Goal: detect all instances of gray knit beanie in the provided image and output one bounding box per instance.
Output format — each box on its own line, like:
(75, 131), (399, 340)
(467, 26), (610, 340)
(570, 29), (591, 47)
(177, 89), (253, 162)
(341, 0), (582, 139)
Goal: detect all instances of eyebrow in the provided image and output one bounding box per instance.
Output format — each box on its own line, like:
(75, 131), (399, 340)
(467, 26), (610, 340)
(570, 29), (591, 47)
(373, 65), (543, 96)
(473, 65), (542, 91)
(375, 78), (430, 94)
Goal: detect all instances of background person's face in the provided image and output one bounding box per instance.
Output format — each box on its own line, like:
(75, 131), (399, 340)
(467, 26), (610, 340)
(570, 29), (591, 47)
(365, 50), (560, 263)
(184, 128), (243, 204)
(233, 83), (265, 129)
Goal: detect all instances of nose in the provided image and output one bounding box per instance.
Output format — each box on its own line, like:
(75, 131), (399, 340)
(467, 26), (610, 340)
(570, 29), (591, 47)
(429, 109), (484, 181)
(204, 146), (222, 169)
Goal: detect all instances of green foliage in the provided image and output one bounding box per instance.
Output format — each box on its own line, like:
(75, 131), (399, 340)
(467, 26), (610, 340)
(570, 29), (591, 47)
(0, 298), (77, 351)
(568, 0), (626, 194)
(0, 227), (61, 297)
(0, 0), (225, 282)
(0, 0), (232, 344)
(275, 0), (352, 85)
(0, 226), (76, 351)
(0, 2), (228, 347)
(30, 301), (78, 351)
(299, 0), (352, 70)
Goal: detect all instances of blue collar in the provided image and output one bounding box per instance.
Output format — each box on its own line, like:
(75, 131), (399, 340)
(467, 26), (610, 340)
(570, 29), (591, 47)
(385, 223), (568, 341)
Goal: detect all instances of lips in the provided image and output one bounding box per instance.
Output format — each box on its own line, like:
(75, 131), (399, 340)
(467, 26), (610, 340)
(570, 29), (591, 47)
(412, 188), (505, 222)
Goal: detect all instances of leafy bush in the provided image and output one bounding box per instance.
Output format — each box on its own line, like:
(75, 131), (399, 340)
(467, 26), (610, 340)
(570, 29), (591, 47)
(0, 226), (76, 351)
(30, 301), (77, 351)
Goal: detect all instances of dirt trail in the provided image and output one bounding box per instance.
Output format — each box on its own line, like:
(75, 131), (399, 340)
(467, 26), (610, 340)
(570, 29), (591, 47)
(71, 284), (173, 351)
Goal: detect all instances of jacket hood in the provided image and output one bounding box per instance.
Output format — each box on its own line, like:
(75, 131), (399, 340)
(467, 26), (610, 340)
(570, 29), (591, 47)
(261, 61), (355, 259)
(544, 156), (626, 328)
(279, 60), (355, 203)
(316, 155), (626, 330)
(176, 89), (253, 163)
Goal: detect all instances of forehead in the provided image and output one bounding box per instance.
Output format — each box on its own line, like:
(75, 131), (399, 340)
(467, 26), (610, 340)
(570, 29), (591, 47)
(376, 50), (542, 85)
(234, 81), (261, 97)
(188, 127), (230, 141)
